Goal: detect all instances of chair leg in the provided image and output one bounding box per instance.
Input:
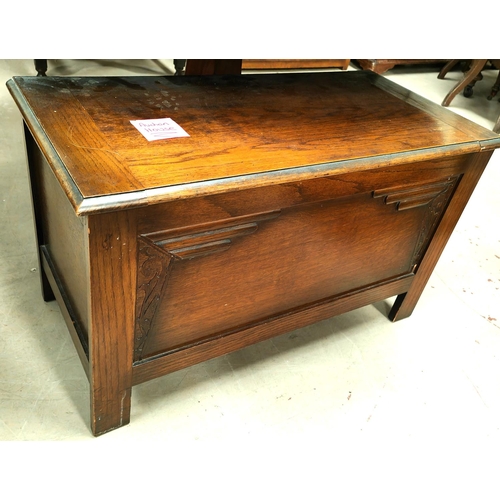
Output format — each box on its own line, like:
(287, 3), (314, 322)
(173, 59), (186, 76)
(438, 59), (461, 79)
(35, 59), (47, 76)
(487, 70), (500, 100)
(441, 59), (487, 106)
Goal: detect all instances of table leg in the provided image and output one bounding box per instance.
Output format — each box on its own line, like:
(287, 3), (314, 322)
(389, 151), (493, 321)
(87, 211), (137, 436)
(24, 125), (55, 302)
(487, 69), (500, 101)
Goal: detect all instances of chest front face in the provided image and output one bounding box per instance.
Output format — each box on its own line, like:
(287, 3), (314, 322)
(130, 153), (468, 363)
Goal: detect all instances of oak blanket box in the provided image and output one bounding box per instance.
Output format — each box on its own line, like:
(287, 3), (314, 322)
(7, 71), (500, 435)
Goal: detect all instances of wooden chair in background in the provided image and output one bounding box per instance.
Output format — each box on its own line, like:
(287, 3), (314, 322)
(438, 59), (500, 106)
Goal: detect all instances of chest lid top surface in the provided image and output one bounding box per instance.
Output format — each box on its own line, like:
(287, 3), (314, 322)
(8, 71), (500, 213)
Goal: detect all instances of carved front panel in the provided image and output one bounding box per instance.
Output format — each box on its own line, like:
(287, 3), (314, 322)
(373, 176), (460, 265)
(134, 175), (460, 361)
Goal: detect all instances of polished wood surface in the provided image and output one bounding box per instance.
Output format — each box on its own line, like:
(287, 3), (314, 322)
(8, 72), (498, 214)
(8, 71), (500, 435)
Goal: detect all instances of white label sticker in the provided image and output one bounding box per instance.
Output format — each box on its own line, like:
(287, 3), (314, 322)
(130, 118), (190, 141)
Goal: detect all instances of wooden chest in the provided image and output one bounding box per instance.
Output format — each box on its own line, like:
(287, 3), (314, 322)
(7, 71), (500, 435)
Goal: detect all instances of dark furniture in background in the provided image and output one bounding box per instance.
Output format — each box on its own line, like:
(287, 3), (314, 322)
(34, 59), (187, 76)
(355, 59), (446, 74)
(34, 59), (48, 76)
(183, 59), (243, 75)
(438, 59), (500, 105)
(183, 60), (351, 75)
(438, 59), (500, 133)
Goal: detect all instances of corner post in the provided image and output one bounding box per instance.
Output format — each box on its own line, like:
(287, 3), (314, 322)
(87, 210), (137, 436)
(389, 150), (494, 321)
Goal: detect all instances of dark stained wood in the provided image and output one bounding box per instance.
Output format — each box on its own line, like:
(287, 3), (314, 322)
(134, 172), (460, 360)
(7, 73), (499, 216)
(41, 247), (90, 378)
(389, 150), (494, 321)
(7, 71), (500, 435)
(133, 275), (415, 385)
(24, 124), (90, 375)
(87, 210), (137, 436)
(135, 155), (472, 233)
(36, 139), (89, 333)
(24, 124), (55, 302)
(184, 59), (242, 75)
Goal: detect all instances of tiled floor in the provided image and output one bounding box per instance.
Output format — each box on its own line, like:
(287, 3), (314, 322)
(1, 59), (500, 491)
